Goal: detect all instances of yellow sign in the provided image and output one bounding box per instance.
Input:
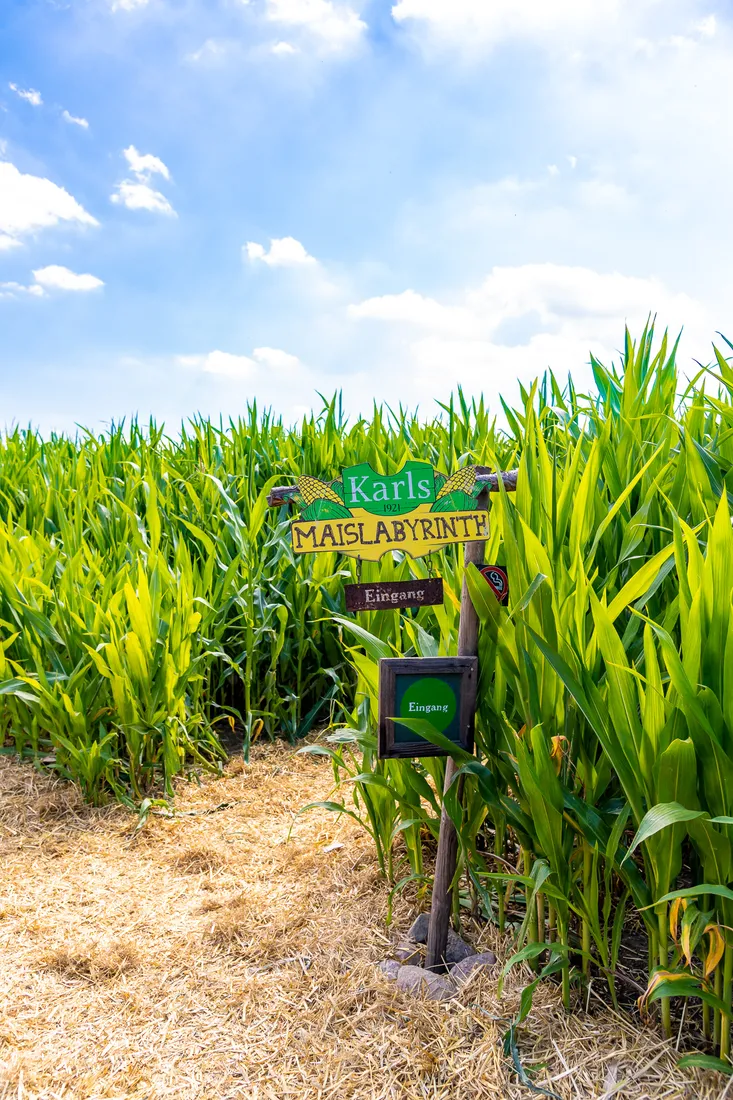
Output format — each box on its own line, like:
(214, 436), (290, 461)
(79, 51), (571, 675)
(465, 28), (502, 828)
(291, 504), (489, 561)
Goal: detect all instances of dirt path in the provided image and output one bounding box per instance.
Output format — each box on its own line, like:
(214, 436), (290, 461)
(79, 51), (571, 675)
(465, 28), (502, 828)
(0, 746), (719, 1099)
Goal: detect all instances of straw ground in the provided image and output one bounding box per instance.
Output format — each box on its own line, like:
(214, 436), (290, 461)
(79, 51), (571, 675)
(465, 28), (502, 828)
(0, 746), (724, 1099)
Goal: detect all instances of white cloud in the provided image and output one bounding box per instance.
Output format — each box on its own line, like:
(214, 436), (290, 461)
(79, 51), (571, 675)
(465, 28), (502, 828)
(392, 0), (617, 44)
(185, 38), (237, 63)
(1, 265), (104, 300)
(32, 265), (104, 292)
(8, 83), (42, 107)
(272, 41), (298, 55)
(111, 180), (176, 215)
(252, 346), (301, 369)
(697, 14), (717, 37)
(0, 234), (21, 252)
(0, 281), (44, 300)
(348, 263), (713, 405)
(348, 288), (469, 332)
(179, 346), (303, 380)
(203, 351), (258, 379)
(266, 0), (366, 51)
(0, 160), (98, 247)
(123, 145), (170, 181)
(62, 110), (89, 129)
(245, 236), (316, 266)
(395, 0), (676, 50)
(111, 0), (150, 10)
(111, 147), (174, 215)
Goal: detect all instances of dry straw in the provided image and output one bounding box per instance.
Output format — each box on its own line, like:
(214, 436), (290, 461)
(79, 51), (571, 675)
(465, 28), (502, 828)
(0, 745), (719, 1099)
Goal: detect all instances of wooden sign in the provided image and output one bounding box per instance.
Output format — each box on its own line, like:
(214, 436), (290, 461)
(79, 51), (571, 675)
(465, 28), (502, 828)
(378, 657), (477, 759)
(291, 463), (489, 561)
(345, 578), (443, 612)
(479, 564), (509, 605)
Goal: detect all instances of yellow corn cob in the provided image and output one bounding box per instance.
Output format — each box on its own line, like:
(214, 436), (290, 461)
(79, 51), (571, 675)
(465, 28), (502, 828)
(296, 475), (343, 505)
(436, 466), (477, 499)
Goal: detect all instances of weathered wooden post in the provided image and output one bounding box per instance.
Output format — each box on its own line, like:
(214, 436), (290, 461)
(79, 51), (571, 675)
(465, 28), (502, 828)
(424, 487), (488, 971)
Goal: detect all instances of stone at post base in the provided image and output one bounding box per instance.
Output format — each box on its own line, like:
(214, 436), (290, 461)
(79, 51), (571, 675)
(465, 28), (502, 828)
(444, 929), (476, 965)
(378, 959), (401, 980)
(394, 942), (424, 965)
(376, 916), (495, 999)
(407, 914), (476, 969)
(408, 913), (430, 943)
(395, 965), (456, 1002)
(450, 950), (497, 985)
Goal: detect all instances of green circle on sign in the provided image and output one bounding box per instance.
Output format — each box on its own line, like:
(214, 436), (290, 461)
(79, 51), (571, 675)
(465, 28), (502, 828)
(400, 677), (457, 733)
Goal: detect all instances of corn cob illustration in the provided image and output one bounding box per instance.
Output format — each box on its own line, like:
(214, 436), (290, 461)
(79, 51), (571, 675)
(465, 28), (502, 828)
(431, 466), (480, 512)
(297, 476), (344, 505)
(296, 476), (352, 520)
(435, 466), (477, 499)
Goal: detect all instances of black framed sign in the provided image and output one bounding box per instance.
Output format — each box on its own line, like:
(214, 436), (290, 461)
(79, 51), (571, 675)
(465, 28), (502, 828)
(378, 657), (477, 759)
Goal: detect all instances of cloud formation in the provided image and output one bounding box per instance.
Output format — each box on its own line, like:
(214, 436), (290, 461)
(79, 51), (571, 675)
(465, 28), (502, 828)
(1, 265), (103, 299)
(123, 145), (170, 181)
(179, 345), (303, 380)
(348, 262), (713, 406)
(33, 265), (104, 292)
(391, 0), (632, 47)
(0, 281), (44, 300)
(0, 160), (98, 249)
(111, 0), (150, 11)
(245, 236), (316, 266)
(111, 145), (175, 215)
(266, 0), (366, 51)
(112, 180), (175, 214)
(62, 110), (89, 129)
(8, 83), (42, 106)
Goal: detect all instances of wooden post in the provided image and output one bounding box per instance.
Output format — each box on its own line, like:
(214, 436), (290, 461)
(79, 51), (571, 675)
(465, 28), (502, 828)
(424, 488), (488, 972)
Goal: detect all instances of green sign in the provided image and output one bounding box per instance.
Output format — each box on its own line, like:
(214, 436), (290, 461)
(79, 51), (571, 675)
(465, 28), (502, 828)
(378, 657), (477, 758)
(341, 461), (436, 516)
(395, 674), (460, 743)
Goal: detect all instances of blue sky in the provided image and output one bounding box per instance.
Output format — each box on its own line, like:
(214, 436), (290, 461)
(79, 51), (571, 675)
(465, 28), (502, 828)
(1, 0), (732, 433)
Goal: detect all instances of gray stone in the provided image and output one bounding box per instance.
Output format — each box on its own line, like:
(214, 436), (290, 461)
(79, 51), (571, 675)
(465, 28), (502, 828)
(377, 959), (401, 980)
(396, 965), (456, 1002)
(395, 942), (423, 965)
(450, 950), (497, 985)
(444, 929), (477, 965)
(406, 915), (476, 964)
(408, 913), (430, 943)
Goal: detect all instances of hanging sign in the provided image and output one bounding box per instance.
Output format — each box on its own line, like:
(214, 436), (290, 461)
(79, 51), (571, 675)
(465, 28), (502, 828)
(479, 564), (509, 605)
(345, 577), (443, 612)
(291, 463), (488, 561)
(378, 657), (477, 759)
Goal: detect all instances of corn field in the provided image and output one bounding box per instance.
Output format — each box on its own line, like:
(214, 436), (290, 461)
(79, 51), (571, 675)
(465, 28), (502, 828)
(300, 327), (733, 1070)
(4, 325), (733, 1065)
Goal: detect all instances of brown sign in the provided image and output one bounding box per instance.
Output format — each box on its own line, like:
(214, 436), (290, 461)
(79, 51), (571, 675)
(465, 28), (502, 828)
(479, 565), (509, 605)
(345, 578), (443, 612)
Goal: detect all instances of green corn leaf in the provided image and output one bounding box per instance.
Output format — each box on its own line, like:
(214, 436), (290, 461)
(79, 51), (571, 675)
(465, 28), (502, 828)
(647, 977), (729, 1017)
(390, 716), (473, 761)
(331, 616), (393, 661)
(623, 803), (708, 865)
(647, 884), (733, 908)
(677, 1055), (733, 1075)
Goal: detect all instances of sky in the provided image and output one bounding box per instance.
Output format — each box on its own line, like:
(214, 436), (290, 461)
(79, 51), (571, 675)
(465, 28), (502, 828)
(1, 0), (732, 434)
